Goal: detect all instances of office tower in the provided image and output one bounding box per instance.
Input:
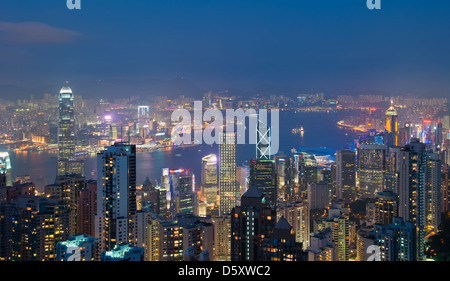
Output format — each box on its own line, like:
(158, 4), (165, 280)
(249, 159), (277, 206)
(374, 190), (398, 225)
(325, 208), (350, 261)
(436, 120), (443, 151)
(256, 112), (271, 160)
(357, 142), (386, 198)
(10, 196), (70, 261)
(335, 150), (356, 204)
(101, 244), (144, 261)
(277, 201), (310, 246)
(0, 152), (11, 186)
(213, 215), (231, 261)
(219, 132), (237, 216)
(56, 234), (99, 261)
(307, 181), (330, 210)
(169, 169), (195, 217)
(396, 138), (441, 259)
(57, 86), (76, 176)
(299, 153), (318, 191)
(201, 154), (218, 208)
(259, 217), (305, 261)
(372, 217), (417, 261)
(137, 105), (150, 137)
(385, 103), (398, 146)
(77, 180), (97, 237)
(306, 228), (335, 261)
(96, 143), (137, 252)
(230, 186), (276, 261)
(142, 177), (167, 217)
(398, 122), (413, 146)
(274, 155), (287, 201)
(237, 164), (249, 199)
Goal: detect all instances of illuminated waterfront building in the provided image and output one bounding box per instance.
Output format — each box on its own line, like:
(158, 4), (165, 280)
(95, 143), (137, 252)
(0, 152), (12, 186)
(56, 234), (99, 261)
(169, 169), (195, 217)
(219, 132), (237, 216)
(201, 154), (218, 208)
(385, 103), (398, 146)
(57, 86), (77, 176)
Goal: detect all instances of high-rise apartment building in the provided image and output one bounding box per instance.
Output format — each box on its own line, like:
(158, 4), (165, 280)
(95, 143), (137, 252)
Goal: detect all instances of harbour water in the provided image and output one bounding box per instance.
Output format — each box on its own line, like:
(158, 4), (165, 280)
(6, 110), (359, 192)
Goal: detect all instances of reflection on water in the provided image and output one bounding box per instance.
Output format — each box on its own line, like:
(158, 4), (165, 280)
(7, 111), (358, 192)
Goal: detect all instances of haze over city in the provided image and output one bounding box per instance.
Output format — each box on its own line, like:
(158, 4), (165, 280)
(1, 0), (450, 99)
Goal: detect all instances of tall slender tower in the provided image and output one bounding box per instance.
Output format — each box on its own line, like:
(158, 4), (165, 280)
(335, 149), (356, 204)
(385, 102), (398, 146)
(57, 85), (76, 175)
(95, 143), (137, 252)
(219, 132), (237, 216)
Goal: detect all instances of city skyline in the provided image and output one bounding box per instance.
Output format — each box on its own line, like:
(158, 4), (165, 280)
(2, 0), (450, 267)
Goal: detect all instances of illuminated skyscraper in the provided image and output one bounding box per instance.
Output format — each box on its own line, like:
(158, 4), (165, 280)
(95, 143), (137, 252)
(336, 150), (356, 204)
(385, 103), (398, 146)
(219, 132), (237, 216)
(230, 186), (276, 261)
(169, 169), (195, 217)
(0, 152), (12, 186)
(57, 86), (76, 176)
(201, 154), (218, 208)
(396, 138), (441, 260)
(249, 159), (277, 206)
(357, 142), (386, 198)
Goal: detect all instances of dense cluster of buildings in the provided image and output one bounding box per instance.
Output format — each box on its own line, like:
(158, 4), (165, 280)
(0, 86), (449, 261)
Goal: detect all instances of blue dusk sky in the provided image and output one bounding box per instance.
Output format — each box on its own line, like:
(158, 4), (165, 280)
(0, 0), (450, 99)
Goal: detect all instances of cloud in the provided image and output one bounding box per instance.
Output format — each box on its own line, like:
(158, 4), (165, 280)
(0, 21), (81, 44)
